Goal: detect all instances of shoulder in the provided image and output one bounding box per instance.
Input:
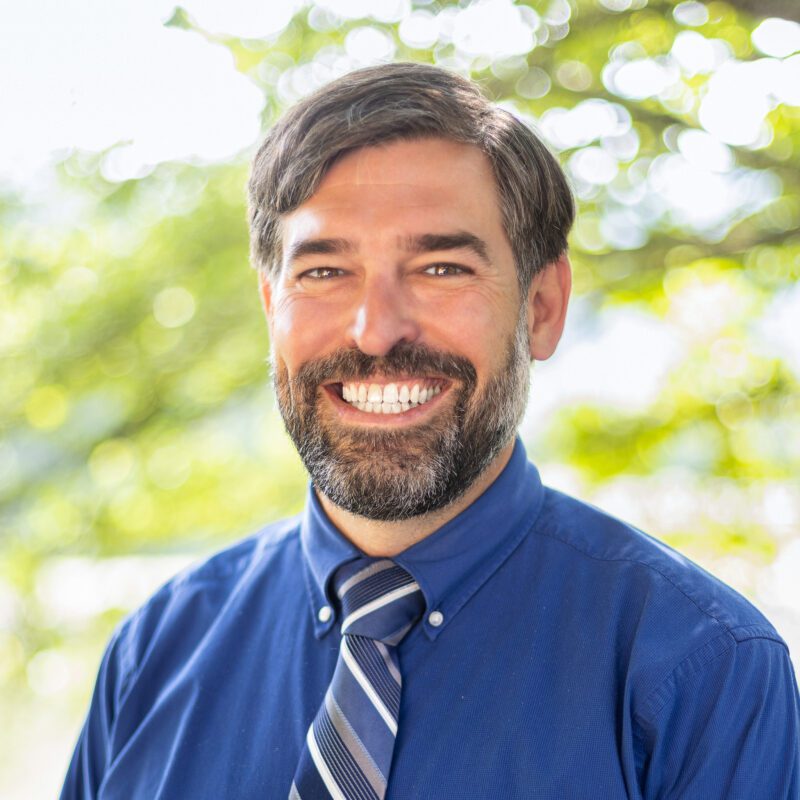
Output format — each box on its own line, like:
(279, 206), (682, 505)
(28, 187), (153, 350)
(533, 486), (780, 641)
(112, 515), (304, 690)
(140, 514), (301, 612)
(518, 483), (800, 794)
(162, 514), (301, 592)
(525, 485), (793, 722)
(529, 485), (799, 740)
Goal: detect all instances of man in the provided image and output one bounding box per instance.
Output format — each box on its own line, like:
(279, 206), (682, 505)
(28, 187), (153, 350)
(62, 63), (799, 799)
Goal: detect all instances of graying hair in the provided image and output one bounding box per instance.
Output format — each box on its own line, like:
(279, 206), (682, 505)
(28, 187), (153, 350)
(248, 62), (574, 290)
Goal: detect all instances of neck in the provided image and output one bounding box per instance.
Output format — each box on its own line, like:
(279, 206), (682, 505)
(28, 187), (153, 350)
(316, 440), (515, 557)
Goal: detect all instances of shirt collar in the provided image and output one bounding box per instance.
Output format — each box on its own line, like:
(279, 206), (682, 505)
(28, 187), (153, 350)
(300, 437), (545, 640)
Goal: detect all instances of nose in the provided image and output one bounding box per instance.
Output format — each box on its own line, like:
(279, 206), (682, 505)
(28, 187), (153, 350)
(346, 277), (421, 356)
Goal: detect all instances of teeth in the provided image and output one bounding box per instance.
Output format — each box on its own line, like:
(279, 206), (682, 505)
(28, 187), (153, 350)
(341, 380), (442, 413)
(383, 383), (398, 404)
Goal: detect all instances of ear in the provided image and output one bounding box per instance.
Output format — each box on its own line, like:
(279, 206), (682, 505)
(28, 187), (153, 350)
(526, 254), (571, 361)
(258, 269), (273, 322)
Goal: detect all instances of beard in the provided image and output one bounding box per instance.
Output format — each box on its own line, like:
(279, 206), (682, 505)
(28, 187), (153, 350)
(272, 313), (531, 521)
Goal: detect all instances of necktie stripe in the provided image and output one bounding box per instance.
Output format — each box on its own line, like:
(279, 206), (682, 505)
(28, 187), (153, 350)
(291, 558), (424, 799)
(331, 665), (395, 758)
(293, 749), (335, 799)
(342, 568), (414, 614)
(325, 691), (388, 796)
(314, 717), (365, 800)
(340, 638), (398, 734)
(374, 641), (402, 686)
(336, 560), (395, 597)
(306, 725), (347, 800)
(382, 620), (417, 647)
(341, 583), (421, 633)
(348, 638), (401, 709)
(346, 637), (401, 719)
(315, 708), (379, 800)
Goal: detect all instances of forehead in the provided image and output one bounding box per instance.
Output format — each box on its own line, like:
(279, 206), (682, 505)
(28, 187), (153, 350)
(319, 137), (495, 192)
(281, 138), (506, 245)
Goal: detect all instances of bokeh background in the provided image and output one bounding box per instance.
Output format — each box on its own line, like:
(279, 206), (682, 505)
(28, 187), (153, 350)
(2, 0), (799, 796)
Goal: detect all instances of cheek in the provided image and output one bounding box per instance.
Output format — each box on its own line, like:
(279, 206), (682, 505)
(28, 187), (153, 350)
(270, 297), (342, 369)
(422, 294), (516, 367)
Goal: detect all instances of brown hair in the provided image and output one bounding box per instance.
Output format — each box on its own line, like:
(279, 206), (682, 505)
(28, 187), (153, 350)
(248, 62), (574, 290)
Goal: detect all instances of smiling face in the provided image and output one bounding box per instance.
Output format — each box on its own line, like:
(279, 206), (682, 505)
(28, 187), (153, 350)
(262, 138), (547, 521)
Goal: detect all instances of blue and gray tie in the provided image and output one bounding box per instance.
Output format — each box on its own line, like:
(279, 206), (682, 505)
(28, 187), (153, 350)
(290, 558), (424, 800)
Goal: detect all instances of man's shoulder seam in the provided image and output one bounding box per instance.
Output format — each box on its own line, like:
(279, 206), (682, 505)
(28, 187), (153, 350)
(533, 520), (736, 635)
(634, 630), (789, 726)
(727, 623), (788, 646)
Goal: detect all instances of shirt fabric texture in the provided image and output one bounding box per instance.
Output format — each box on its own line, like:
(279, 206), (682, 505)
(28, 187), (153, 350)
(61, 439), (800, 799)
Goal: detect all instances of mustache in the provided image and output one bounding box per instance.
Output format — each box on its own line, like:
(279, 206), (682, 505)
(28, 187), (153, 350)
(287, 343), (477, 393)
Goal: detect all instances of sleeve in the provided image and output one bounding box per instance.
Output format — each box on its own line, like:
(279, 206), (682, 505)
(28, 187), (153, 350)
(59, 624), (132, 800)
(634, 633), (800, 800)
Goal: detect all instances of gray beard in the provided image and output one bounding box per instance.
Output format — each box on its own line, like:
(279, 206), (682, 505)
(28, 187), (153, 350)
(272, 314), (530, 521)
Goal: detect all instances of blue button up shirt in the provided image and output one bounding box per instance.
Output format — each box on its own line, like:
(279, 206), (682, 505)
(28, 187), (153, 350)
(62, 440), (800, 799)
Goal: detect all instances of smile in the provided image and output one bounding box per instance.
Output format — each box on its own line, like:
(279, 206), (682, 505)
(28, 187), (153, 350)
(334, 379), (445, 415)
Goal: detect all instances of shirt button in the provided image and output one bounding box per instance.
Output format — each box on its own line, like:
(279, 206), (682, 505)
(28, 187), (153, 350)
(318, 606), (332, 623)
(428, 610), (444, 627)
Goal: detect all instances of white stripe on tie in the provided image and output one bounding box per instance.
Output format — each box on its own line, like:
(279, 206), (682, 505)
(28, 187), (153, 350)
(341, 582), (421, 633)
(375, 641), (402, 686)
(337, 559), (395, 597)
(306, 725), (346, 800)
(325, 690), (387, 796)
(341, 638), (398, 735)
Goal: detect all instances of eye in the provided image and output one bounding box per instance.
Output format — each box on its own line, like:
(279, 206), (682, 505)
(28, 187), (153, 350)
(299, 267), (344, 280)
(423, 263), (469, 277)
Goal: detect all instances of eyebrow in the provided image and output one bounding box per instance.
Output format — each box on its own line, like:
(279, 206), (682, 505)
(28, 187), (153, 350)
(400, 232), (491, 265)
(285, 231), (492, 266)
(285, 237), (355, 262)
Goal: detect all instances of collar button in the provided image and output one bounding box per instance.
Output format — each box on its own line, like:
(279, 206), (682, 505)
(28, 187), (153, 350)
(428, 610), (444, 627)
(318, 606), (332, 623)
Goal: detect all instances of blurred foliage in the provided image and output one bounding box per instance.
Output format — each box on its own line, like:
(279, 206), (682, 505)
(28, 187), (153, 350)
(1, 1), (800, 790)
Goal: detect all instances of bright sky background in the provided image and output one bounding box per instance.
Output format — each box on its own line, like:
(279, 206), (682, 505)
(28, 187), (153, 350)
(0, 0), (268, 183)
(3, 0), (799, 182)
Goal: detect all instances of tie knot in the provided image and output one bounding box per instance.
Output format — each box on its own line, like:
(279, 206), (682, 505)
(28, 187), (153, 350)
(333, 558), (424, 644)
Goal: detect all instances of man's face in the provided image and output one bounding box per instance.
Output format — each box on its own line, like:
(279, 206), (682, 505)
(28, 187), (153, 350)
(263, 137), (533, 520)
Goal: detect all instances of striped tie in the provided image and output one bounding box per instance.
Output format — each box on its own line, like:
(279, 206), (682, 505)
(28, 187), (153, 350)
(290, 558), (424, 800)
